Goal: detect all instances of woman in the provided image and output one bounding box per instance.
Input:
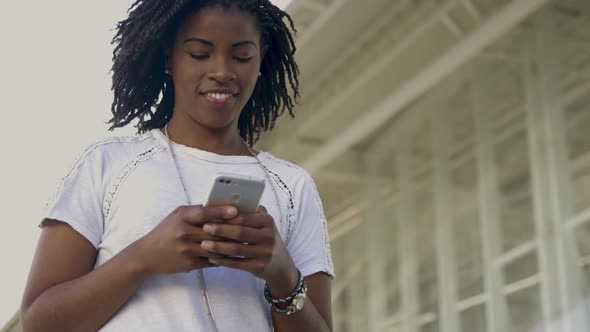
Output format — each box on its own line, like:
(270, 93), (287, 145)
(19, 1), (334, 331)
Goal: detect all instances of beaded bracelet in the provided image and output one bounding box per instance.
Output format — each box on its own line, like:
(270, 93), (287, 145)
(264, 268), (304, 305)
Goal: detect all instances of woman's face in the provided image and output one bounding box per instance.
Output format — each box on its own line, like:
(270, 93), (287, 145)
(166, 6), (267, 131)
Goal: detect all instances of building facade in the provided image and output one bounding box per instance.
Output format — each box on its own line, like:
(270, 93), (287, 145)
(257, 0), (590, 331)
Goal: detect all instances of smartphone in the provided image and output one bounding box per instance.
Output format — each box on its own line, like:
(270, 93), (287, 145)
(204, 172), (266, 213)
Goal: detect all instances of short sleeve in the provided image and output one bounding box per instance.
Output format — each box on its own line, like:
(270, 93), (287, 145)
(41, 144), (106, 249)
(287, 173), (335, 279)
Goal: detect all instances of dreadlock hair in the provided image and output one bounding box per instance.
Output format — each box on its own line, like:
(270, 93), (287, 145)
(108, 0), (300, 145)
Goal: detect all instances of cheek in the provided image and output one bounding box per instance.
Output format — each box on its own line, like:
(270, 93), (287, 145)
(239, 80), (259, 104)
(241, 70), (260, 92)
(176, 74), (205, 97)
(246, 76), (259, 91)
(173, 59), (204, 88)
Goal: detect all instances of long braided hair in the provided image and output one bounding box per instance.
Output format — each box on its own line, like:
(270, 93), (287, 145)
(108, 0), (300, 145)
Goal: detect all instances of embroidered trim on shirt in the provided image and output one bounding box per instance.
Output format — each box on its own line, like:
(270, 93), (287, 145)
(306, 176), (334, 271)
(45, 135), (153, 209)
(257, 162), (296, 245)
(103, 143), (165, 221)
(268, 158), (304, 171)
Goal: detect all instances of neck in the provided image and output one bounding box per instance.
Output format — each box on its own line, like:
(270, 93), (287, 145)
(164, 113), (246, 156)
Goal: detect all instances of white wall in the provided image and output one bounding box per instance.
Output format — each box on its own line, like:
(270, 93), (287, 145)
(0, 1), (135, 325)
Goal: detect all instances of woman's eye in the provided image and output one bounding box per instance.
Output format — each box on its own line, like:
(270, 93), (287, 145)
(190, 54), (252, 63)
(190, 54), (208, 60)
(235, 57), (254, 63)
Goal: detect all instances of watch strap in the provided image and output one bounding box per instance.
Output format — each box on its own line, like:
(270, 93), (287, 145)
(264, 268), (304, 305)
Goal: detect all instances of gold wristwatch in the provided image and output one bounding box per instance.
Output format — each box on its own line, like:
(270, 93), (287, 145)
(278, 284), (307, 315)
(265, 268), (307, 315)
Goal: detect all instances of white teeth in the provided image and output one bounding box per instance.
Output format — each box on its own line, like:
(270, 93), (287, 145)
(206, 93), (233, 100)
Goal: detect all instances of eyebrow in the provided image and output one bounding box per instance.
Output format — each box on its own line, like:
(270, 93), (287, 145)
(183, 38), (257, 48)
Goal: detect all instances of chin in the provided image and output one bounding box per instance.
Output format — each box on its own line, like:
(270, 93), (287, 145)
(196, 105), (244, 128)
(194, 114), (239, 131)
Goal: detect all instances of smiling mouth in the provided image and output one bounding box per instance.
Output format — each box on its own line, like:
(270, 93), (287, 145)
(202, 92), (236, 101)
(200, 92), (238, 107)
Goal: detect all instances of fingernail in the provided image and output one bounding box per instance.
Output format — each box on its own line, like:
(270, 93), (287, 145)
(225, 206), (237, 217)
(201, 241), (214, 250)
(209, 258), (219, 265)
(203, 224), (214, 233)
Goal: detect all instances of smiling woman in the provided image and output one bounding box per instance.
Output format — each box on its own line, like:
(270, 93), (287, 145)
(108, 0), (299, 148)
(18, 1), (334, 332)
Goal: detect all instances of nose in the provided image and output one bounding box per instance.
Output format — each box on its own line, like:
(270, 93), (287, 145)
(208, 71), (237, 83)
(207, 56), (236, 83)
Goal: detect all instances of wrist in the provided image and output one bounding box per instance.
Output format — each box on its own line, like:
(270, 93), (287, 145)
(264, 268), (308, 315)
(125, 239), (153, 280)
(266, 263), (299, 298)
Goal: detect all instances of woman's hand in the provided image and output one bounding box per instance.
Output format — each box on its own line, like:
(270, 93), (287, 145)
(200, 206), (299, 294)
(134, 205), (238, 276)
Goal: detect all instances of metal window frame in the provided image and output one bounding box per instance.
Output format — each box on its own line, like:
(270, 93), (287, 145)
(472, 56), (509, 332)
(523, 8), (588, 332)
(432, 109), (460, 332)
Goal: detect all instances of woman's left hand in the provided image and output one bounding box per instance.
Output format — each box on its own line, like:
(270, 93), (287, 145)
(200, 206), (297, 288)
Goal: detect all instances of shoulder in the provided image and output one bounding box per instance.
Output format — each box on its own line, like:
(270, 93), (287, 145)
(260, 153), (318, 192)
(83, 131), (159, 158)
(45, 131), (166, 214)
(64, 131), (163, 179)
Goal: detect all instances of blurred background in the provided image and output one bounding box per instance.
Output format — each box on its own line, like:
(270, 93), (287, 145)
(2, 0), (590, 331)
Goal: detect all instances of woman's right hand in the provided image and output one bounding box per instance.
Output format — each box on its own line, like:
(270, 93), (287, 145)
(133, 205), (238, 276)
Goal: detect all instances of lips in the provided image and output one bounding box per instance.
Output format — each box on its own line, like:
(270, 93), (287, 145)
(201, 88), (238, 95)
(200, 90), (239, 108)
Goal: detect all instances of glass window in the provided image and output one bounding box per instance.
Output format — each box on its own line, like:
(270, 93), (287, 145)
(495, 130), (535, 252)
(383, 205), (401, 317)
(414, 184), (438, 315)
(575, 222), (590, 258)
(419, 320), (439, 332)
(451, 157), (484, 300)
(460, 304), (487, 332)
(565, 93), (590, 214)
(502, 252), (539, 285)
(576, 222), (590, 291)
(506, 286), (542, 332)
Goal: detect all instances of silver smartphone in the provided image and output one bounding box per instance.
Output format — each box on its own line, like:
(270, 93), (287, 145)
(204, 172), (266, 213)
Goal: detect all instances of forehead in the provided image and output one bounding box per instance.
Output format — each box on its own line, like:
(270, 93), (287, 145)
(177, 6), (260, 43)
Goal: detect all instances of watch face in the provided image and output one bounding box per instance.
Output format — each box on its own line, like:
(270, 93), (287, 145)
(282, 284), (307, 315)
(293, 292), (306, 310)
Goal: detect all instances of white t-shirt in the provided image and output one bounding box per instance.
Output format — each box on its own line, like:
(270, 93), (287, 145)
(42, 128), (335, 332)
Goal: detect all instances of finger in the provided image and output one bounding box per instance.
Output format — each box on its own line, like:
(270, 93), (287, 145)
(258, 205), (268, 213)
(190, 257), (218, 270)
(201, 240), (272, 259)
(194, 250), (226, 259)
(183, 226), (226, 243)
(208, 257), (266, 273)
(206, 213), (273, 229)
(202, 224), (273, 244)
(185, 245), (227, 259)
(176, 205), (238, 226)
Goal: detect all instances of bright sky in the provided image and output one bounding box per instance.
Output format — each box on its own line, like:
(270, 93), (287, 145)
(0, 0), (292, 326)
